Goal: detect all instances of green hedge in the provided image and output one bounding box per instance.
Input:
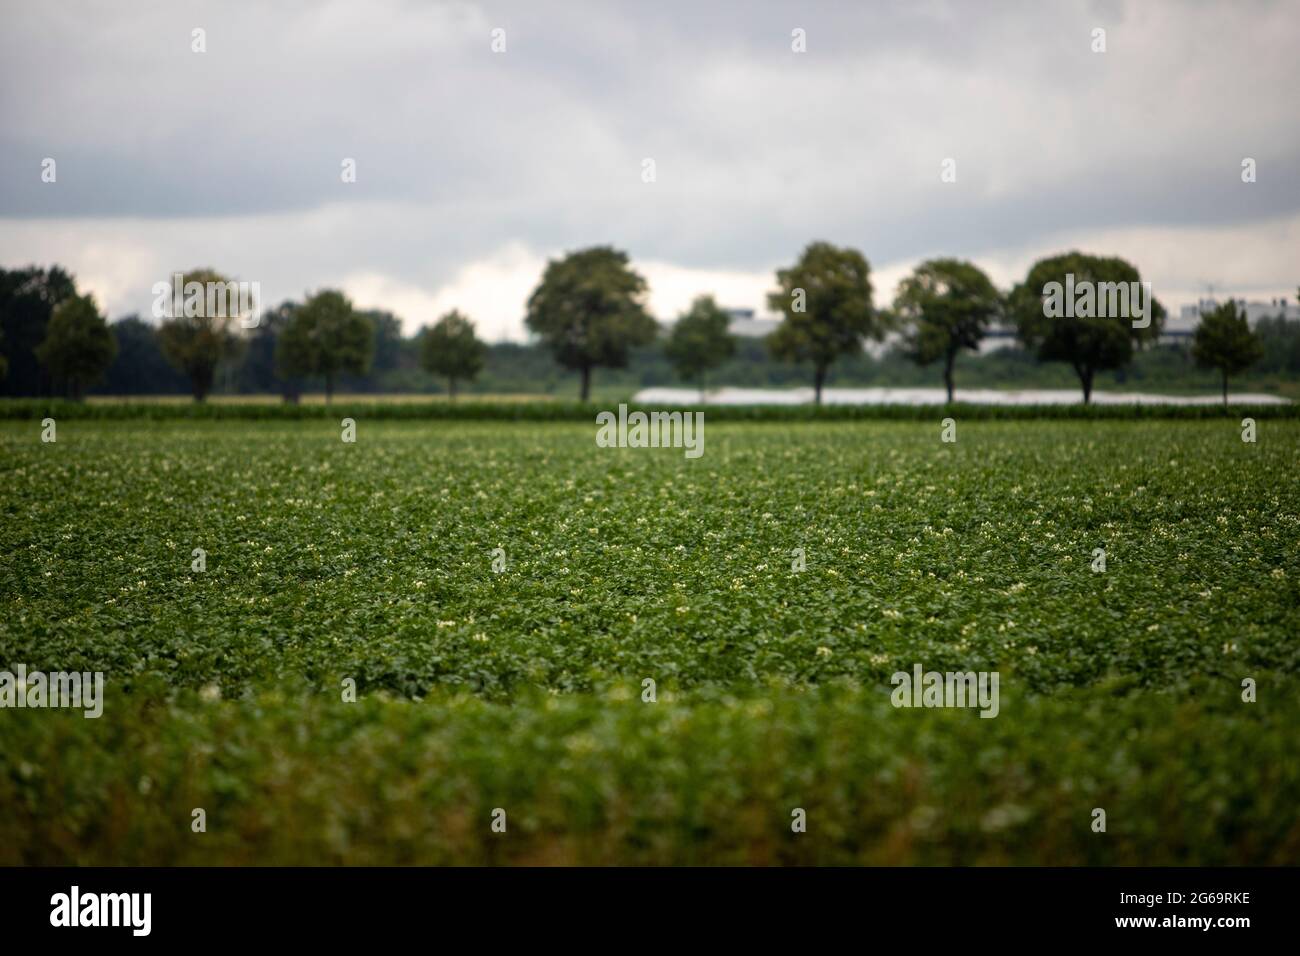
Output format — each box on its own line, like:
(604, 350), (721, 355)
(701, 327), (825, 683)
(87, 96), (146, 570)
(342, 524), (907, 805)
(2, 398), (1295, 422)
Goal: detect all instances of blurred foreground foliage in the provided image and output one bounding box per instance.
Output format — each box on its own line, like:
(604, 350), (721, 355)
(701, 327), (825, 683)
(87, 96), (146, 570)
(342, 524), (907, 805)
(1, 678), (1296, 865)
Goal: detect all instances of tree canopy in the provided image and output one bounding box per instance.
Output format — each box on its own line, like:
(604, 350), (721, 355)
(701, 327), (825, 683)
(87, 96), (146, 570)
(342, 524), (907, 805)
(894, 258), (1002, 403)
(156, 268), (246, 401)
(665, 295), (736, 398)
(35, 292), (117, 400)
(766, 241), (886, 404)
(1008, 251), (1164, 403)
(276, 289), (374, 402)
(525, 246), (658, 400)
(0, 265), (77, 396)
(1192, 301), (1264, 406)
(420, 310), (486, 399)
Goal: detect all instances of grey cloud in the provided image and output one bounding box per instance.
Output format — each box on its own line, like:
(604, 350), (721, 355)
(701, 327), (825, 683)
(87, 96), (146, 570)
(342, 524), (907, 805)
(1, 0), (1297, 293)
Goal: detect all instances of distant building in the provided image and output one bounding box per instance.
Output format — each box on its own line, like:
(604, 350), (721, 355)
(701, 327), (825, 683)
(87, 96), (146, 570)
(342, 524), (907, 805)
(723, 308), (1020, 356)
(724, 308), (780, 338)
(1178, 297), (1298, 323)
(978, 325), (1018, 354)
(1163, 297), (1299, 344)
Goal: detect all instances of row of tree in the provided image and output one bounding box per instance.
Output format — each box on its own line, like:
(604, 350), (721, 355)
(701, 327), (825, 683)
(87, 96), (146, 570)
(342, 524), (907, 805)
(0, 268), (487, 403)
(523, 244), (1266, 405)
(0, 248), (1280, 404)
(765, 244), (1267, 405)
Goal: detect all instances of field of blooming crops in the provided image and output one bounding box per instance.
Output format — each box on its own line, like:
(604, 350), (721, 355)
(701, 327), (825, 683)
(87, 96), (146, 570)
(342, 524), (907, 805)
(1, 417), (1297, 864)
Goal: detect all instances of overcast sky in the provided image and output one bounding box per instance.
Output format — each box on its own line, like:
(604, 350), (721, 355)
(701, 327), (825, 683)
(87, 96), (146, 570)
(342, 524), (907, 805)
(2, 0), (1298, 340)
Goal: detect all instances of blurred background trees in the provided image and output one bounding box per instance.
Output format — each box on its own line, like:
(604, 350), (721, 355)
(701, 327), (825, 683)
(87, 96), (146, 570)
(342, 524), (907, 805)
(1192, 301), (1264, 406)
(525, 246), (657, 400)
(766, 242), (887, 405)
(0, 266), (76, 396)
(1009, 252), (1165, 404)
(34, 293), (117, 400)
(665, 295), (736, 401)
(419, 310), (485, 399)
(100, 316), (191, 395)
(893, 259), (1001, 404)
(1, 258), (1297, 403)
(276, 290), (374, 403)
(155, 268), (247, 401)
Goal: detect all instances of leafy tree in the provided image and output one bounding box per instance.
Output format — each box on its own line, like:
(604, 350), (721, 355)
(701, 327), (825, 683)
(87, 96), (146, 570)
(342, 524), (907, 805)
(1253, 314), (1300, 376)
(276, 289), (373, 402)
(664, 295), (736, 400)
(329, 310), (405, 394)
(1192, 301), (1264, 406)
(156, 268), (248, 401)
(0, 325), (7, 381)
(364, 310), (405, 375)
(894, 258), (1001, 403)
(420, 310), (486, 399)
(231, 302), (302, 401)
(98, 316), (189, 395)
(1008, 252), (1164, 403)
(34, 293), (117, 400)
(766, 241), (885, 405)
(0, 265), (77, 396)
(525, 246), (657, 400)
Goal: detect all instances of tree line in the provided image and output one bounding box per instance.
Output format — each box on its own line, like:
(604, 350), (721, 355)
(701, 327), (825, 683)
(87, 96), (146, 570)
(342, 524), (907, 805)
(0, 246), (1290, 405)
(0, 268), (487, 404)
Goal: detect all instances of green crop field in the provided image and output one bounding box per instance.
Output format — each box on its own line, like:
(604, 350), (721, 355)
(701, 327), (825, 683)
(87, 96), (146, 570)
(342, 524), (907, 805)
(2, 418), (1298, 864)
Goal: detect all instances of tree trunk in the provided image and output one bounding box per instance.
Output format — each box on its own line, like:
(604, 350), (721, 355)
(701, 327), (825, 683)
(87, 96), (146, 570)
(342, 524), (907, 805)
(325, 372), (334, 404)
(580, 365), (592, 402)
(813, 365), (826, 406)
(193, 367), (212, 402)
(449, 377), (458, 401)
(943, 352), (956, 404)
(1078, 366), (1094, 405)
(1222, 370), (1229, 407)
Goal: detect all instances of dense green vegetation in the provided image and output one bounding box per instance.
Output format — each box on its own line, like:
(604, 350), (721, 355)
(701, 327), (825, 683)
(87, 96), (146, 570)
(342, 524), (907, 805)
(5, 680), (1296, 865)
(6, 264), (1300, 404)
(90, 327), (1300, 404)
(1, 419), (1297, 863)
(3, 397), (1299, 422)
